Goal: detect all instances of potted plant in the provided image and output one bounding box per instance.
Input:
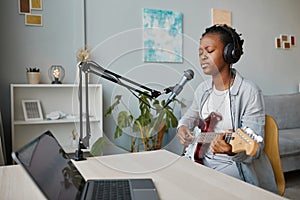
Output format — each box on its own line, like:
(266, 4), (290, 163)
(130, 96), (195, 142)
(105, 93), (185, 152)
(26, 67), (40, 84)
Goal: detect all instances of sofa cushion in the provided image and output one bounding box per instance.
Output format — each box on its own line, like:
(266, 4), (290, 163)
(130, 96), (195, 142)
(264, 93), (300, 129)
(278, 128), (300, 157)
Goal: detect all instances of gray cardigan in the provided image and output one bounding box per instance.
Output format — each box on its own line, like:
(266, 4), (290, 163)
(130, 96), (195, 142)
(178, 69), (278, 194)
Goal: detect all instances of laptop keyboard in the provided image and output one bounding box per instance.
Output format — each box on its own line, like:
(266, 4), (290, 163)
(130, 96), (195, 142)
(92, 180), (132, 200)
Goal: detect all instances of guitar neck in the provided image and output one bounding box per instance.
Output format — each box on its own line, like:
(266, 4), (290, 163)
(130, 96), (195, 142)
(194, 131), (230, 144)
(193, 128), (259, 156)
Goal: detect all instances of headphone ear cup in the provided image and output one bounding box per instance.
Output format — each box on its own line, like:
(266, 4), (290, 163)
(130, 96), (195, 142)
(223, 43), (241, 64)
(223, 43), (234, 64)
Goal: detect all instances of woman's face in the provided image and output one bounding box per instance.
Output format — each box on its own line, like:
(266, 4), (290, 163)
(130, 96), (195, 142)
(199, 33), (228, 76)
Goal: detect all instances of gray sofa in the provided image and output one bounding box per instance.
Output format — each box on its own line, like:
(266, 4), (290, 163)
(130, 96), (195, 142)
(264, 93), (300, 173)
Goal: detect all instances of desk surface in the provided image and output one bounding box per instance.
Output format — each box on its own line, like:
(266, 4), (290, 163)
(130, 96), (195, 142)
(0, 150), (285, 200)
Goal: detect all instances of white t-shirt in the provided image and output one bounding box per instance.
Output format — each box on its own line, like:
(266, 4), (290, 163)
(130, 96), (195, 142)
(201, 85), (242, 180)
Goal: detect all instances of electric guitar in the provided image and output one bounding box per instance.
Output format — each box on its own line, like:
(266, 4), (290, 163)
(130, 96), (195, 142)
(184, 112), (263, 164)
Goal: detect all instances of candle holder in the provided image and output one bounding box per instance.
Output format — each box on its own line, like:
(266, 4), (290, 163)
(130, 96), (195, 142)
(48, 65), (65, 84)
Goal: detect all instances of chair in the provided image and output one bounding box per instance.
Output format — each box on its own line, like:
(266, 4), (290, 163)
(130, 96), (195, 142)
(0, 110), (6, 165)
(264, 115), (286, 196)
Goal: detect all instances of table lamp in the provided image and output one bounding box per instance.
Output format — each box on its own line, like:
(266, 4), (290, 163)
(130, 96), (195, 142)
(48, 65), (65, 84)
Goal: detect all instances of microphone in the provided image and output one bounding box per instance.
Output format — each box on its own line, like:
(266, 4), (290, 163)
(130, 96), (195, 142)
(164, 69), (194, 108)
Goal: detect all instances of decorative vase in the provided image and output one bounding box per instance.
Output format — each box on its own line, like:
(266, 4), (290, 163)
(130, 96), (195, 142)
(26, 72), (40, 84)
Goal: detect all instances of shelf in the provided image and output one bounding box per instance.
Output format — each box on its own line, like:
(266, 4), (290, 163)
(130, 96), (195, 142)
(14, 117), (101, 125)
(10, 84), (101, 88)
(11, 83), (103, 153)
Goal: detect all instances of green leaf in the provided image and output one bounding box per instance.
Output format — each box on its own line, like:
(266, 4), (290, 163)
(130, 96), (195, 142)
(90, 137), (106, 156)
(165, 108), (178, 128)
(149, 109), (165, 135)
(114, 126), (123, 138)
(104, 95), (122, 117)
(117, 111), (132, 128)
(105, 92), (184, 151)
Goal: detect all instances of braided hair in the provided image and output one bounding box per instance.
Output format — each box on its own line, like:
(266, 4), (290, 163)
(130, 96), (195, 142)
(201, 24), (244, 58)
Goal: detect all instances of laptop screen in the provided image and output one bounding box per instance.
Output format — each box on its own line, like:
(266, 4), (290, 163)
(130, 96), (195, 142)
(12, 131), (86, 200)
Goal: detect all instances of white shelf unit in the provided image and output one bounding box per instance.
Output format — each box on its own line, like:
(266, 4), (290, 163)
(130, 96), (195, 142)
(11, 84), (103, 154)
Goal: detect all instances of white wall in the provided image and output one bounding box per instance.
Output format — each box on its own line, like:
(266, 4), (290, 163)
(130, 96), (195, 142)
(1, 0), (300, 160)
(86, 0), (300, 95)
(84, 0), (300, 148)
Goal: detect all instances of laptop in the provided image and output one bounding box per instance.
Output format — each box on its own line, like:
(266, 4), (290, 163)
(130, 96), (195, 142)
(12, 130), (160, 200)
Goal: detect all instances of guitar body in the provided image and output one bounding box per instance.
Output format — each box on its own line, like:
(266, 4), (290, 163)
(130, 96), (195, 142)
(193, 112), (222, 164)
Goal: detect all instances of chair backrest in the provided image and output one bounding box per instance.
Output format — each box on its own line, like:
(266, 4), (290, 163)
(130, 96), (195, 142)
(0, 138), (4, 166)
(0, 110), (6, 165)
(264, 115), (285, 196)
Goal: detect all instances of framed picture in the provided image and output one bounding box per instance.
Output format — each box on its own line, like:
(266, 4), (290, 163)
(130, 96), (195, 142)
(19, 0), (30, 14)
(143, 8), (183, 63)
(25, 14), (43, 26)
(290, 35), (296, 46)
(283, 42), (291, 49)
(275, 38), (281, 48)
(211, 8), (232, 26)
(281, 34), (288, 42)
(22, 100), (43, 121)
(31, 0), (43, 10)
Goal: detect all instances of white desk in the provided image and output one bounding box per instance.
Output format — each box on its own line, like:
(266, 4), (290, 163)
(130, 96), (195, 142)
(0, 165), (45, 199)
(0, 150), (285, 200)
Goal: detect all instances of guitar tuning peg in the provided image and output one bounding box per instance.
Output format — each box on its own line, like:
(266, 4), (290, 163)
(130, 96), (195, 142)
(255, 135), (263, 143)
(244, 127), (263, 142)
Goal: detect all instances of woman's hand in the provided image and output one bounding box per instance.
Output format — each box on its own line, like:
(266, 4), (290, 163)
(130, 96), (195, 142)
(177, 125), (194, 146)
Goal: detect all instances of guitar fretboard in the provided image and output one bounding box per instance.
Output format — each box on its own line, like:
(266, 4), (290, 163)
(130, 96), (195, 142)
(193, 127), (262, 145)
(194, 131), (233, 144)
(196, 132), (217, 143)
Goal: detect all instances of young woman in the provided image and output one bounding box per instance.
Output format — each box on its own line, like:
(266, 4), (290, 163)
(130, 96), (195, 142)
(177, 24), (278, 194)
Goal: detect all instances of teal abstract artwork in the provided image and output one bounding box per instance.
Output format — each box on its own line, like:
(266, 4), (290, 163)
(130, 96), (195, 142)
(143, 8), (183, 63)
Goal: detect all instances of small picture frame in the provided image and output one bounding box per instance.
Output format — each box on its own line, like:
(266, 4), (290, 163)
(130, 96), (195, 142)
(31, 0), (43, 10)
(211, 8), (232, 26)
(290, 35), (296, 46)
(281, 34), (288, 42)
(22, 100), (43, 121)
(275, 38), (281, 48)
(283, 42), (291, 49)
(25, 14), (43, 26)
(19, 0), (30, 14)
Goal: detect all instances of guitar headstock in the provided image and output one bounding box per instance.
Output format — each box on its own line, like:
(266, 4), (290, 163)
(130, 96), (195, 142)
(229, 128), (259, 156)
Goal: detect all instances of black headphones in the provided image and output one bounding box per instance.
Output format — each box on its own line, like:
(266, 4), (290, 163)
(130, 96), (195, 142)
(218, 25), (243, 64)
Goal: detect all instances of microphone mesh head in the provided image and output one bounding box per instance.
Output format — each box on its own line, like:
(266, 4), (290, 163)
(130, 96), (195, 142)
(184, 69), (194, 80)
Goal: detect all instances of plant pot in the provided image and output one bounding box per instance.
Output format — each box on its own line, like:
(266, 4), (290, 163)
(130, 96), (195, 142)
(27, 72), (40, 84)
